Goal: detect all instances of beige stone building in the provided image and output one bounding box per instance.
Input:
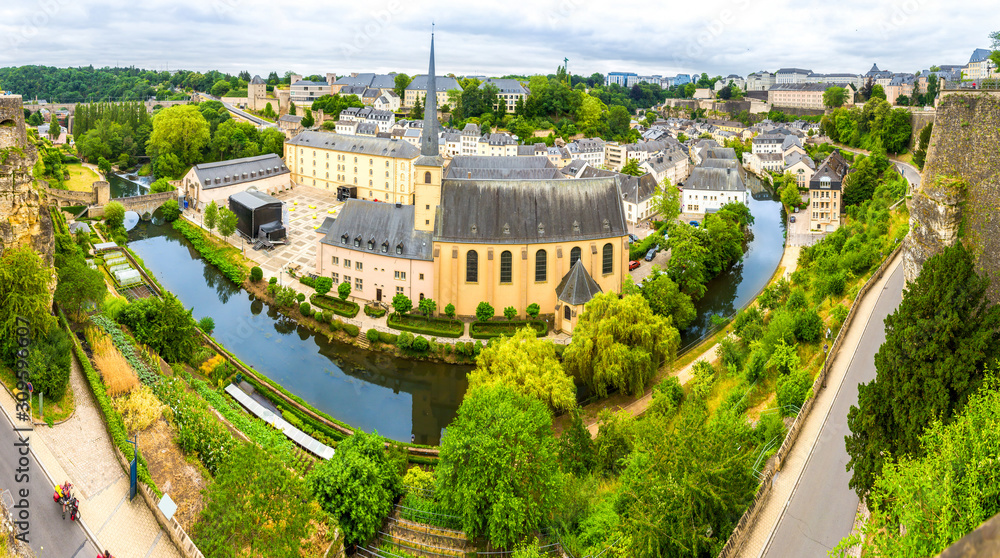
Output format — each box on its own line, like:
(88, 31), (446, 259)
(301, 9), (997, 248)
(768, 83), (853, 110)
(181, 154), (291, 212)
(404, 75), (462, 109)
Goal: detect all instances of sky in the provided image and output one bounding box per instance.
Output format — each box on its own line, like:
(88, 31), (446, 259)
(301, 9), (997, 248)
(1, 0), (996, 79)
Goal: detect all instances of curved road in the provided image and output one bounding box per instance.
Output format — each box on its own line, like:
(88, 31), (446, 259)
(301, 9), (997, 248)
(0, 408), (98, 557)
(761, 263), (904, 557)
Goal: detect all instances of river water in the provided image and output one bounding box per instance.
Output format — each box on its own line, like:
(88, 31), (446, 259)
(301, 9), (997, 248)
(127, 221), (470, 445)
(108, 173), (151, 198)
(679, 175), (786, 346)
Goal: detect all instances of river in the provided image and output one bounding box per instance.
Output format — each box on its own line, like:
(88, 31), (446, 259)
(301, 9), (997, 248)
(679, 174), (786, 346)
(126, 221), (470, 445)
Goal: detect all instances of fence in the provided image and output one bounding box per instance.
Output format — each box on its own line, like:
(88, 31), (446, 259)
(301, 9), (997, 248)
(716, 240), (904, 558)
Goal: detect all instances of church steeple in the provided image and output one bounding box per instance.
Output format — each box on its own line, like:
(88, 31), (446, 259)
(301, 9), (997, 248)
(420, 27), (440, 157)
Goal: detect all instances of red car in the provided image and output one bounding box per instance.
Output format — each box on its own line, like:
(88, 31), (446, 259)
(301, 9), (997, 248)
(629, 260), (641, 271)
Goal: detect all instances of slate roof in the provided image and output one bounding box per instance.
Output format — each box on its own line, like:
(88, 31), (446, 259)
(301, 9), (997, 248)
(315, 216), (336, 236)
(320, 200), (433, 261)
(462, 123), (481, 136)
(776, 68), (813, 74)
(619, 173), (658, 205)
(568, 138), (605, 153)
(279, 114), (303, 123)
(479, 133), (517, 146)
(406, 74), (462, 93)
(769, 83), (839, 92)
(810, 150), (851, 190)
(643, 151), (686, 173)
(556, 260), (603, 306)
(370, 74), (398, 89)
(250, 75), (265, 85)
(444, 156), (562, 180)
(193, 154), (289, 190)
(334, 73), (375, 87)
(480, 78), (528, 95)
(703, 147), (738, 160)
(291, 80), (329, 87)
(435, 177), (627, 244)
(286, 131), (420, 159)
(785, 151), (815, 169)
(970, 48), (993, 63)
(684, 167), (745, 192)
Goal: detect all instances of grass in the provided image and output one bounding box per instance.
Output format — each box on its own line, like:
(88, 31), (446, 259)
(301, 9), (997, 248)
(0, 362), (76, 424)
(64, 163), (100, 192)
(87, 327), (140, 397)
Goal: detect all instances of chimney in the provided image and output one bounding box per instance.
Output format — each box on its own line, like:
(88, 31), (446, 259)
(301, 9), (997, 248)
(395, 202), (402, 208)
(467, 171), (472, 179)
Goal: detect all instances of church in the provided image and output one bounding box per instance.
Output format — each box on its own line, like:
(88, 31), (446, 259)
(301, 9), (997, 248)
(311, 33), (628, 332)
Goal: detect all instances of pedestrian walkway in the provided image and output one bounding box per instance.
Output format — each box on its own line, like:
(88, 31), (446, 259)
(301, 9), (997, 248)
(0, 356), (183, 558)
(736, 252), (902, 558)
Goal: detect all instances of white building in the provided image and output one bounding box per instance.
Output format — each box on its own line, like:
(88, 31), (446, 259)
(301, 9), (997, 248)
(774, 68), (813, 85)
(606, 72), (639, 87)
(566, 138), (606, 167)
(746, 71), (775, 91)
(681, 167), (748, 214)
(181, 154), (291, 212)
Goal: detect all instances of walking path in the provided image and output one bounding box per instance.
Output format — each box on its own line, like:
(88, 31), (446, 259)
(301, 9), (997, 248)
(737, 251), (903, 557)
(0, 356), (183, 558)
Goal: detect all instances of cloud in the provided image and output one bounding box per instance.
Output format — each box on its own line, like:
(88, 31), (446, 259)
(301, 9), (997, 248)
(0, 0), (996, 80)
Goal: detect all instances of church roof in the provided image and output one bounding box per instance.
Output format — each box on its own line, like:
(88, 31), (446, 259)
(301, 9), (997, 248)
(444, 156), (562, 180)
(435, 177), (627, 244)
(286, 131), (420, 159)
(319, 200), (433, 261)
(556, 260), (603, 306)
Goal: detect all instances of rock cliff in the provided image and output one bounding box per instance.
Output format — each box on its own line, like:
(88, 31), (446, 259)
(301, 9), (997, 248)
(903, 93), (1000, 300)
(0, 94), (53, 265)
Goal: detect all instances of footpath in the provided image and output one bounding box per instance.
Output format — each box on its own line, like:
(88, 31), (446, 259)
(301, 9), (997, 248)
(0, 355), (183, 558)
(736, 251), (903, 557)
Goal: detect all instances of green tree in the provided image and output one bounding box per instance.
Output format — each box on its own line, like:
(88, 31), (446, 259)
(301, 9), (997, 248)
(823, 86), (847, 108)
(149, 177), (174, 194)
(620, 158), (643, 176)
(617, 403), (756, 557)
(912, 122), (933, 170)
(870, 84), (887, 101)
(147, 104), (210, 170)
(469, 327), (575, 412)
(193, 444), (313, 558)
(338, 281), (351, 300)
(217, 206), (238, 239)
(97, 156), (112, 177)
(437, 384), (561, 548)
(160, 199), (180, 222)
(558, 406), (595, 475)
(116, 293), (199, 362)
(393, 73), (412, 99)
(410, 96), (424, 120)
(476, 301), (494, 322)
(0, 247), (55, 362)
(289, 101), (296, 116)
(594, 408), (635, 475)
(641, 271), (696, 329)
(392, 293), (412, 315)
(307, 430), (403, 547)
(444, 303), (456, 318)
(301, 108), (314, 128)
(314, 276), (332, 295)
(503, 305), (517, 320)
(250, 266), (263, 283)
(103, 200), (125, 230)
(563, 293), (680, 398)
(54, 255), (106, 317)
(28, 327), (71, 400)
(203, 200), (218, 232)
(418, 297), (436, 316)
(652, 178), (681, 222)
(526, 303), (540, 318)
(197, 316), (215, 334)
(852, 376), (1000, 556)
(210, 80), (231, 96)
(780, 177), (801, 210)
(846, 244), (1000, 500)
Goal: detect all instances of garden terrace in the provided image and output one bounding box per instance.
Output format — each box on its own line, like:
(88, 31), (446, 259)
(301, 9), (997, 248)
(310, 293), (360, 318)
(388, 312), (465, 338)
(470, 319), (548, 339)
(224, 383), (335, 459)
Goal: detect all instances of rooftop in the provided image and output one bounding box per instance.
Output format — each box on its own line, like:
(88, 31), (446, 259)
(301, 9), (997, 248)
(193, 154), (289, 190)
(286, 131), (420, 159)
(320, 200), (433, 261)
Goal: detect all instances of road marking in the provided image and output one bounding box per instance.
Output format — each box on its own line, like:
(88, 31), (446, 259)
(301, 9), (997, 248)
(144, 531), (163, 558)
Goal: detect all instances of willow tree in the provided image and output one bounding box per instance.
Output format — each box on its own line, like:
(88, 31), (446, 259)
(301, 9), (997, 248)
(563, 293), (680, 398)
(469, 327), (575, 413)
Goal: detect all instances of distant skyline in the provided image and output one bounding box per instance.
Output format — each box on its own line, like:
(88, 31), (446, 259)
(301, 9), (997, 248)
(1, 0), (996, 80)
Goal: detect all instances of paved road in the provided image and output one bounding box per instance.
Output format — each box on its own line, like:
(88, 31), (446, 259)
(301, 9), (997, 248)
(761, 263), (904, 558)
(0, 408), (98, 557)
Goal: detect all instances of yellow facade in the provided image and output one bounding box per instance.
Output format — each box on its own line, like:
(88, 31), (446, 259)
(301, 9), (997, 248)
(286, 143), (416, 204)
(431, 238), (627, 318)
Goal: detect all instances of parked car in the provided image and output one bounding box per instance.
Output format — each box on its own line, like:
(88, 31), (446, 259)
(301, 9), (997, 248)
(629, 260), (641, 271)
(644, 248), (656, 262)
(689, 221), (699, 227)
(790, 215), (796, 223)
(628, 233), (640, 243)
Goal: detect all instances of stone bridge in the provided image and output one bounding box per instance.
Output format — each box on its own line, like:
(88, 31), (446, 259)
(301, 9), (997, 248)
(115, 191), (177, 217)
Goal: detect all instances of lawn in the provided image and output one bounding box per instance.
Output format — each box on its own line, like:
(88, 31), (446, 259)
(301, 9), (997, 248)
(64, 163), (100, 192)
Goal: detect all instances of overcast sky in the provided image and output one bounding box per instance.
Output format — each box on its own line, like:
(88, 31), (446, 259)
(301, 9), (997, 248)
(1, 0), (996, 79)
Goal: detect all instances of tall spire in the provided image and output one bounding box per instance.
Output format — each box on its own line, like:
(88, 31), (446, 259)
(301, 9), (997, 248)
(420, 26), (440, 157)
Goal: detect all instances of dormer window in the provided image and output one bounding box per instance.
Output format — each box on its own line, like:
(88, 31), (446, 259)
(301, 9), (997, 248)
(602, 219), (610, 233)
(471, 224), (478, 235)
(502, 223), (510, 235)
(573, 220), (580, 233)
(368, 239), (376, 250)
(341, 233), (349, 244)
(396, 244), (403, 255)
(537, 223), (544, 236)
(381, 241), (389, 253)
(354, 236), (362, 247)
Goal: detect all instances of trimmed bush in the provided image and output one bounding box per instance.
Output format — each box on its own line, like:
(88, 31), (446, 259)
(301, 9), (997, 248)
(311, 294), (360, 318)
(387, 312), (464, 338)
(364, 305), (387, 318)
(366, 329), (380, 342)
(396, 332), (414, 350)
(269, 276), (277, 285)
(378, 332), (398, 345)
(343, 323), (360, 337)
(444, 303), (456, 319)
(470, 320), (548, 339)
(412, 335), (430, 352)
(296, 292), (306, 303)
(250, 266), (263, 282)
(299, 302), (312, 317)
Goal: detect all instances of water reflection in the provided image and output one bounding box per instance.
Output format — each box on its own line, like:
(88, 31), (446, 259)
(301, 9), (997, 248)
(680, 176), (785, 345)
(107, 173), (151, 198)
(127, 220), (470, 444)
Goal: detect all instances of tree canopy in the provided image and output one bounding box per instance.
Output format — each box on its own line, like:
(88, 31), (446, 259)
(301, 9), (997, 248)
(846, 243), (1000, 500)
(437, 384), (562, 548)
(147, 104), (211, 174)
(469, 327), (576, 412)
(0, 247), (55, 362)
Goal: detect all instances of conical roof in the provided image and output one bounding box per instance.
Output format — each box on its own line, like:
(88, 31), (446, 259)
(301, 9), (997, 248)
(250, 75), (265, 85)
(555, 259), (603, 306)
(419, 31), (440, 158)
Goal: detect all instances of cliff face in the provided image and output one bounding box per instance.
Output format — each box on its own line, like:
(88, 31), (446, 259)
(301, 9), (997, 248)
(903, 93), (1000, 300)
(0, 94), (54, 265)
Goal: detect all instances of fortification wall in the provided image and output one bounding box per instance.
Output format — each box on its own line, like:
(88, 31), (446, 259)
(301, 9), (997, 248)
(0, 94), (53, 263)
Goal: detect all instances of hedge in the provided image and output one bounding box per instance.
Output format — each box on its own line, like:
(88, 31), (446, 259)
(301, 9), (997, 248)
(310, 293), (360, 318)
(172, 219), (248, 284)
(387, 312), (464, 338)
(61, 312), (160, 496)
(470, 320), (548, 339)
(364, 305), (387, 318)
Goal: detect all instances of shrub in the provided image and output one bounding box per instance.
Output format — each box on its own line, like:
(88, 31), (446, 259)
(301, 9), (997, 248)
(342, 324), (360, 337)
(402, 466), (435, 495)
(412, 336), (429, 352)
(418, 297), (437, 317)
(275, 286), (297, 308)
(504, 306), (517, 320)
(692, 360), (716, 399)
(366, 329), (380, 343)
(310, 294), (360, 318)
(364, 305), (386, 318)
(338, 281), (351, 300)
(476, 302), (495, 322)
(197, 316), (215, 334)
(794, 309), (823, 342)
(444, 303), (456, 318)
(396, 332), (414, 350)
(112, 385), (165, 432)
(250, 266), (263, 282)
(378, 332), (398, 345)
(160, 199), (180, 222)
(776, 369), (812, 415)
(296, 292), (306, 303)
(171, 220), (248, 283)
(526, 303), (540, 318)
(392, 293), (412, 315)
(387, 312), (464, 338)
(28, 327), (72, 400)
(470, 320), (548, 339)
(89, 330), (140, 397)
(314, 276), (333, 295)
(744, 347), (768, 384)
(299, 302), (312, 317)
(269, 276), (277, 285)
